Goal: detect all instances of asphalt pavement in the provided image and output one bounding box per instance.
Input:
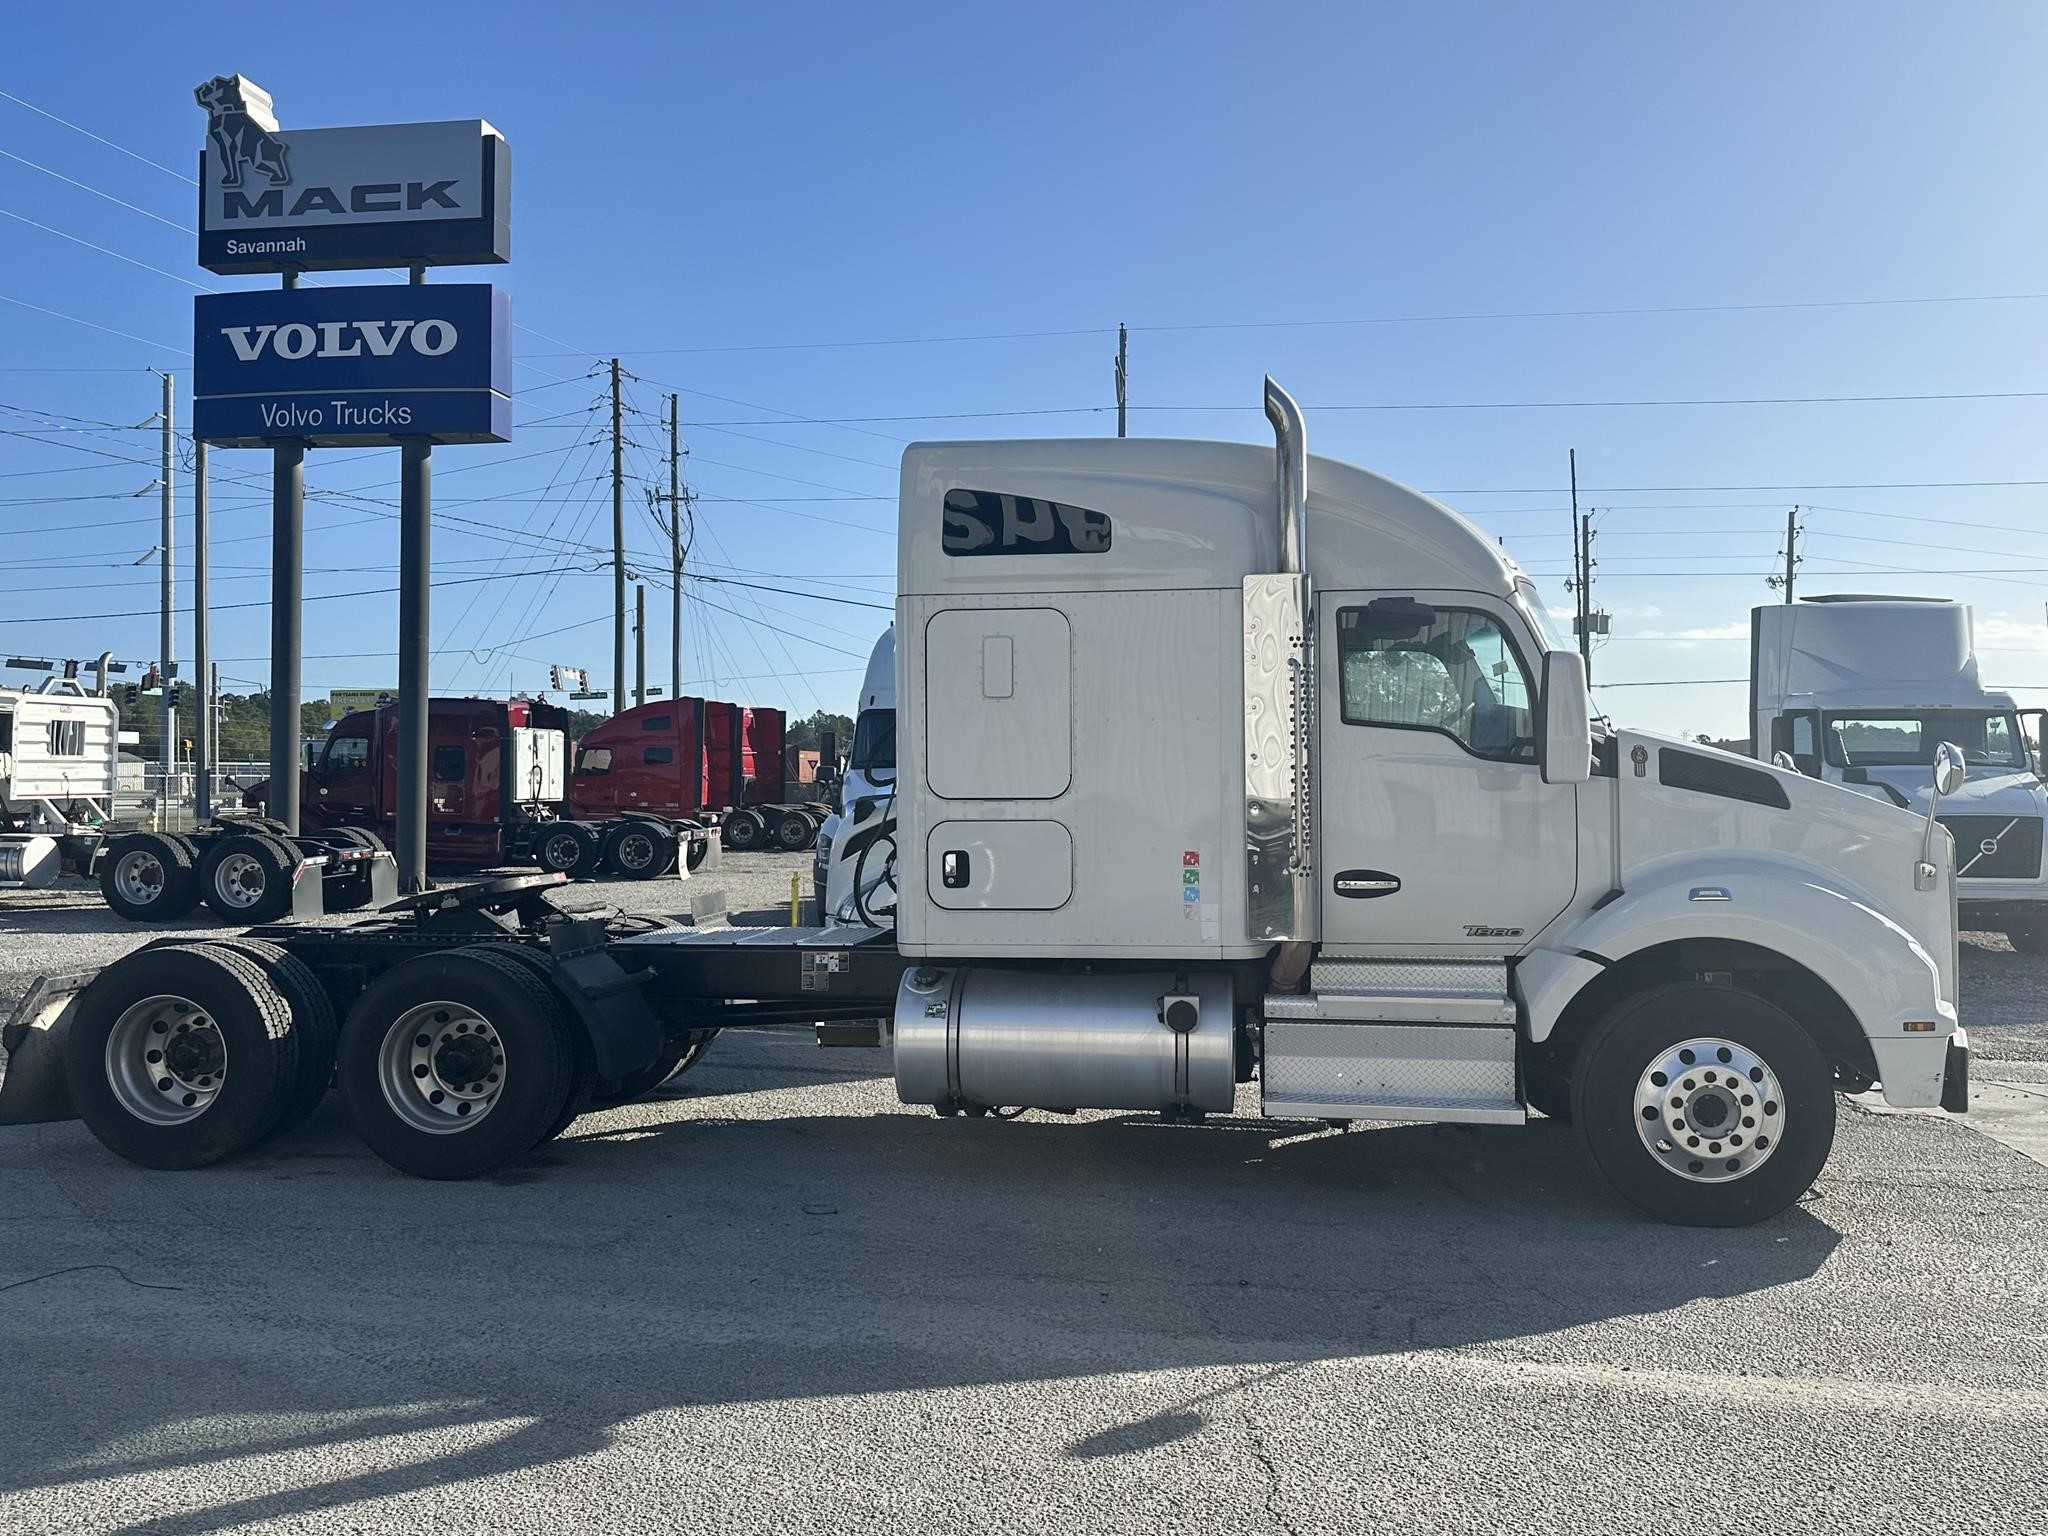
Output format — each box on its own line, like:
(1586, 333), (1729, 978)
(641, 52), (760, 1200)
(1, 864), (2045, 1533)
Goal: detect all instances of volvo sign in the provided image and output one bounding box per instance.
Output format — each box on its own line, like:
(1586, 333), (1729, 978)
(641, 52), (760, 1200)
(192, 284), (511, 447)
(195, 75), (510, 275)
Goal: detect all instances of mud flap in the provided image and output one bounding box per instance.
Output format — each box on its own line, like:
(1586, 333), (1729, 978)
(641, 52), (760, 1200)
(0, 972), (93, 1125)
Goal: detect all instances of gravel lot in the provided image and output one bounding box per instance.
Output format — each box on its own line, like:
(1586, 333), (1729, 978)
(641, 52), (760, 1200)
(2, 870), (2045, 1533)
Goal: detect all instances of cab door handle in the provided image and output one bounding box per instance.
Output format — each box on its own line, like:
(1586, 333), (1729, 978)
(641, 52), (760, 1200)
(942, 850), (970, 888)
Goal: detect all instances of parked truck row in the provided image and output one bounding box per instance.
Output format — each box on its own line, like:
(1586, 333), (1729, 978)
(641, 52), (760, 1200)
(1, 380), (1971, 1228)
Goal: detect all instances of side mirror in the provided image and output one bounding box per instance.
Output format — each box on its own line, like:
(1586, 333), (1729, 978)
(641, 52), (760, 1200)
(1932, 741), (1966, 799)
(1540, 650), (1591, 785)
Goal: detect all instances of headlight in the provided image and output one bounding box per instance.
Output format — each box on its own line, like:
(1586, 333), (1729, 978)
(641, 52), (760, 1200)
(815, 831), (835, 862)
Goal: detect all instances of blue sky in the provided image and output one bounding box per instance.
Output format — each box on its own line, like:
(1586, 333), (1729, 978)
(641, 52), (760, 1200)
(4, 0), (2046, 737)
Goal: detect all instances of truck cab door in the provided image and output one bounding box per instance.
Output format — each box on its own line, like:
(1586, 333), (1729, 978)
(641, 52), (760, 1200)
(1316, 592), (1577, 951)
(315, 721), (377, 822)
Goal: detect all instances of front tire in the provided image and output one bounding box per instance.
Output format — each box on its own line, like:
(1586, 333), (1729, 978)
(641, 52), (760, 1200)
(337, 948), (578, 1179)
(1569, 982), (1834, 1227)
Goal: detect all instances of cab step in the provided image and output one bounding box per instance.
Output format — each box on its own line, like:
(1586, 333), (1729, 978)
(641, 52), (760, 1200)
(1258, 1016), (1524, 1126)
(1261, 958), (1517, 1026)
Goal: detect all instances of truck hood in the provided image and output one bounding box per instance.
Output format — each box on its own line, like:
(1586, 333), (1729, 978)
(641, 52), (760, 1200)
(1839, 764), (2048, 819)
(1615, 729), (1956, 1001)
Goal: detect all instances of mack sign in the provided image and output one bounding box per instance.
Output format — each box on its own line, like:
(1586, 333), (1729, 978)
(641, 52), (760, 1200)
(196, 75), (509, 275)
(192, 284), (512, 448)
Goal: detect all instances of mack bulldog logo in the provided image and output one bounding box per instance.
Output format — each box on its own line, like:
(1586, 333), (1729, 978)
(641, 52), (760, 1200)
(195, 75), (288, 191)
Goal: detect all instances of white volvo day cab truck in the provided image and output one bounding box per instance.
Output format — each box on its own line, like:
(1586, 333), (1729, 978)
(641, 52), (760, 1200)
(0, 674), (121, 890)
(1751, 595), (2048, 950)
(1, 381), (1966, 1226)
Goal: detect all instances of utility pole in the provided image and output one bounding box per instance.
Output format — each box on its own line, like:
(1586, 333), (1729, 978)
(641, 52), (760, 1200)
(610, 357), (626, 717)
(634, 583), (647, 708)
(1768, 505), (1802, 604)
(270, 271), (304, 835)
(1115, 323), (1128, 438)
(1567, 449), (1588, 665)
(193, 436), (211, 819)
(667, 393), (685, 705)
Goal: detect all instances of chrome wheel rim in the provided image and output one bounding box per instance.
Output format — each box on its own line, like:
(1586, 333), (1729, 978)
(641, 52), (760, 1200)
(105, 994), (225, 1124)
(213, 852), (266, 909)
(616, 831), (655, 870)
(1634, 1036), (1784, 1183)
(113, 849), (166, 906)
(379, 1001), (504, 1135)
(542, 834), (579, 870)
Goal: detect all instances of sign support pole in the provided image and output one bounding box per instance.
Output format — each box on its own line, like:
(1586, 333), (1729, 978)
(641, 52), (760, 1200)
(193, 437), (212, 820)
(397, 438), (431, 893)
(395, 263), (433, 894)
(157, 372), (176, 815)
(269, 441), (303, 834)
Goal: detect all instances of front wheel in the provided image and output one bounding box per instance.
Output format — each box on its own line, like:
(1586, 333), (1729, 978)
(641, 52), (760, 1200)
(1569, 982), (1834, 1227)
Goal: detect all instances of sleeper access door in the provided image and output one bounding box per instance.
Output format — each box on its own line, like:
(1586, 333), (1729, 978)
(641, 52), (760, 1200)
(1316, 591), (1577, 952)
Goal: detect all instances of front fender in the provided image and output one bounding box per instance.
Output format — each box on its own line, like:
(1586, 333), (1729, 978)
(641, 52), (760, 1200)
(1521, 858), (1954, 1066)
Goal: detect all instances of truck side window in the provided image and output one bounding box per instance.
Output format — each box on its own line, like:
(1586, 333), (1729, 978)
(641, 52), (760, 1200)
(645, 746), (674, 765)
(641, 714), (672, 732)
(575, 747), (613, 776)
(0, 713), (13, 754)
(326, 735), (370, 773)
(1338, 605), (1536, 763)
(433, 745), (465, 780)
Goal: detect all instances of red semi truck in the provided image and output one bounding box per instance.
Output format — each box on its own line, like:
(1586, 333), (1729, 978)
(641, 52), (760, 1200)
(245, 695), (823, 880)
(571, 699), (828, 853)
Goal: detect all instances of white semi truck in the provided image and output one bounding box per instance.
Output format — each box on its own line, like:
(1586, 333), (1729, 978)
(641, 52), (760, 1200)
(0, 676), (120, 890)
(2, 381), (1967, 1226)
(1751, 595), (2048, 950)
(814, 625), (897, 924)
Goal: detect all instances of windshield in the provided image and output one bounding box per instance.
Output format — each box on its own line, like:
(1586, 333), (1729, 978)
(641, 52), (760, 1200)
(1827, 711), (2027, 770)
(849, 707), (895, 774)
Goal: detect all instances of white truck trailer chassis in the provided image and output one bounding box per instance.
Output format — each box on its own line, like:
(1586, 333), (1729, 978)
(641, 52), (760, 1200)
(0, 383), (1967, 1226)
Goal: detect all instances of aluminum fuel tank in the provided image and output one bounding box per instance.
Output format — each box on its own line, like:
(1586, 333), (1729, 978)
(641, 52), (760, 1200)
(894, 966), (1235, 1113)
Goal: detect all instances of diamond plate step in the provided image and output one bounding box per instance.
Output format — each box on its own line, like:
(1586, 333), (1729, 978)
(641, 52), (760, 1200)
(1260, 1020), (1525, 1125)
(1264, 957), (1517, 1025)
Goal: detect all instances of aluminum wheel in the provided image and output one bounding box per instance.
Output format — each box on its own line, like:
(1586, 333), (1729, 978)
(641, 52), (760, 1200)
(104, 993), (226, 1126)
(613, 830), (657, 872)
(1634, 1036), (1784, 1183)
(112, 848), (167, 907)
(211, 851), (268, 910)
(377, 1000), (505, 1135)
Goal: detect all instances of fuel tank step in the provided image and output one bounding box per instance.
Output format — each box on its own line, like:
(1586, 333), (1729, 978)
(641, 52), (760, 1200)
(1258, 1020), (1524, 1125)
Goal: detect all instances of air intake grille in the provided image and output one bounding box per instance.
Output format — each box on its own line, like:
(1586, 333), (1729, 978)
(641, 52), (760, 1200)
(1938, 815), (2043, 880)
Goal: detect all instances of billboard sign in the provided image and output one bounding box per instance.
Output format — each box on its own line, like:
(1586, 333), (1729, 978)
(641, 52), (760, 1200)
(192, 283), (512, 447)
(195, 75), (509, 275)
(327, 689), (396, 715)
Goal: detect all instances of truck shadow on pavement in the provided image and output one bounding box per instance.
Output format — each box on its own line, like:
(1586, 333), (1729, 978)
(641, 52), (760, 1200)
(0, 1036), (1843, 1534)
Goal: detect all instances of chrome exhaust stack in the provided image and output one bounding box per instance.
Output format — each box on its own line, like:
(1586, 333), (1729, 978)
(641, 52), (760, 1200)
(1244, 378), (1319, 957)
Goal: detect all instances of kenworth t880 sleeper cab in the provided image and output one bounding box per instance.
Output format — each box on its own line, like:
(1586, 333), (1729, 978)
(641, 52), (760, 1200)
(0, 382), (1967, 1226)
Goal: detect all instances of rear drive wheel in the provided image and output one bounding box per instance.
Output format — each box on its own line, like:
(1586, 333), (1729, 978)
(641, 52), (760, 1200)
(2005, 923), (2048, 955)
(602, 820), (677, 880)
(534, 823), (603, 880)
(1570, 982), (1833, 1227)
(774, 809), (815, 852)
(721, 809), (766, 851)
(589, 1029), (720, 1106)
(208, 937), (338, 1138)
(199, 833), (299, 923)
(326, 826), (387, 853)
(63, 944), (298, 1169)
(98, 833), (200, 922)
(337, 948), (577, 1179)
